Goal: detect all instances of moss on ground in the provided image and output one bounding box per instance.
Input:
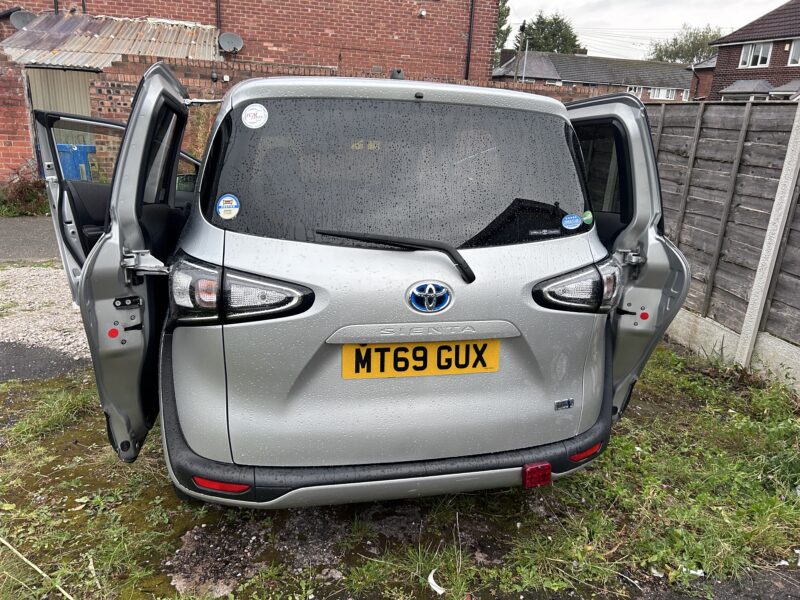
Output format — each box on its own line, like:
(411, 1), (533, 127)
(0, 345), (798, 599)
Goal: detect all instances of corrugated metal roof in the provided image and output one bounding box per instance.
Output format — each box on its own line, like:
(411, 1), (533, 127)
(1, 13), (220, 69)
(493, 51), (692, 89)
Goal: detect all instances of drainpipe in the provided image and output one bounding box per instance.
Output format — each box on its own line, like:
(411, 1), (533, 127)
(521, 38), (529, 83)
(215, 0), (221, 30)
(464, 0), (476, 80)
(53, 0), (58, 14)
(690, 63), (698, 100)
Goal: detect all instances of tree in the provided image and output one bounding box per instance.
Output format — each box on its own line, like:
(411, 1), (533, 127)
(648, 24), (722, 64)
(514, 11), (581, 54)
(494, 0), (512, 64)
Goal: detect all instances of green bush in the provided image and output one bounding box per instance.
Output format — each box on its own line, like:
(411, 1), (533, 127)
(0, 164), (49, 217)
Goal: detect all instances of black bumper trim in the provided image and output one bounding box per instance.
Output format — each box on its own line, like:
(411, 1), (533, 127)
(160, 322), (614, 504)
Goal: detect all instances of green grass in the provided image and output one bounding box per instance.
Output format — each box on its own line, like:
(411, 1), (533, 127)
(0, 345), (798, 599)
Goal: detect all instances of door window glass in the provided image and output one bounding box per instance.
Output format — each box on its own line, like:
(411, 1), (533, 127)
(50, 120), (123, 184)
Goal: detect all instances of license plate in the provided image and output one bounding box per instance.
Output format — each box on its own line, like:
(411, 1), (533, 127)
(342, 339), (500, 379)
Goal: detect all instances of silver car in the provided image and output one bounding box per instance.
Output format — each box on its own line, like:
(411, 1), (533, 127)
(36, 63), (689, 508)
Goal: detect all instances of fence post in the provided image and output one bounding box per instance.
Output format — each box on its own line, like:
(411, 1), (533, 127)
(701, 102), (753, 317)
(735, 102), (800, 366)
(671, 103), (705, 239)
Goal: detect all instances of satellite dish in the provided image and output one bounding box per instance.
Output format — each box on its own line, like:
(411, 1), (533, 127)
(10, 10), (36, 30)
(219, 32), (244, 54)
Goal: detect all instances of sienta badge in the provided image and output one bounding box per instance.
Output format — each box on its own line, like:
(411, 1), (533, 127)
(241, 103), (268, 129)
(216, 194), (240, 220)
(561, 213), (582, 230)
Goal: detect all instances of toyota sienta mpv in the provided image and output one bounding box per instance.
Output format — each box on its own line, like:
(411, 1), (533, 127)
(37, 63), (689, 508)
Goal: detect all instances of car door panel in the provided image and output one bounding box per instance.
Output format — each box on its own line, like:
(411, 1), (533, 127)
(78, 63), (189, 462)
(568, 94), (690, 415)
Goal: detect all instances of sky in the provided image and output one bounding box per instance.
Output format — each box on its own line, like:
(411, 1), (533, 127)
(507, 0), (788, 59)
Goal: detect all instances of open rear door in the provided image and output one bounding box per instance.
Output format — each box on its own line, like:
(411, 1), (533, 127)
(77, 63), (189, 461)
(568, 94), (690, 415)
(33, 114), (126, 301)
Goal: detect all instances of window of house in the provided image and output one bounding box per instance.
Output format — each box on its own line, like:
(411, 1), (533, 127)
(650, 88), (676, 100)
(739, 42), (771, 68)
(545, 80), (563, 86)
(626, 86), (643, 98)
(789, 40), (800, 65)
(682, 89), (690, 102)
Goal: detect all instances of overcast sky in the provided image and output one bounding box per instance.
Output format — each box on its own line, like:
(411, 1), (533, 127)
(507, 0), (787, 59)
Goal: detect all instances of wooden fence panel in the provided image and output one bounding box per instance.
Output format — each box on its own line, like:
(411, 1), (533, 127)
(646, 101), (796, 336)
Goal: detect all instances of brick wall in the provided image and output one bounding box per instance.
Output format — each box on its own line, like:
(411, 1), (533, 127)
(0, 20), (34, 181)
(8, 0), (497, 81)
(690, 68), (714, 99)
(710, 40), (800, 99)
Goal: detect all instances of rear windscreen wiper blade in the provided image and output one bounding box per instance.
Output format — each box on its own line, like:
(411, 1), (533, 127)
(315, 229), (476, 284)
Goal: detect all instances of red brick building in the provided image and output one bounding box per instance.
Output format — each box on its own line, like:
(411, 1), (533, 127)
(688, 55), (716, 100)
(0, 0), (498, 179)
(709, 0), (800, 100)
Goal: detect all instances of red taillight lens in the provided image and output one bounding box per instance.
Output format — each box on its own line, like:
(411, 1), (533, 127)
(569, 442), (603, 462)
(191, 476), (251, 494)
(522, 462), (552, 488)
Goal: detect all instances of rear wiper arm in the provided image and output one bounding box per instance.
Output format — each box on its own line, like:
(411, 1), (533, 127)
(316, 229), (476, 284)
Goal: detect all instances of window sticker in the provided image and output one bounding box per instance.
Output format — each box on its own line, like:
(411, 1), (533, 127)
(582, 210), (594, 225)
(561, 213), (582, 230)
(216, 194), (240, 220)
(242, 103), (268, 129)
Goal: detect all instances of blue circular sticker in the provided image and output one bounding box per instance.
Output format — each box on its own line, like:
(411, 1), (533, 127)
(561, 213), (583, 230)
(216, 194), (240, 220)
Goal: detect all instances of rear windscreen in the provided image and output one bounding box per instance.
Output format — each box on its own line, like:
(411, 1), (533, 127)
(201, 97), (590, 248)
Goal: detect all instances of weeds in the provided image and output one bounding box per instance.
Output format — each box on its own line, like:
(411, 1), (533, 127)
(0, 163), (48, 217)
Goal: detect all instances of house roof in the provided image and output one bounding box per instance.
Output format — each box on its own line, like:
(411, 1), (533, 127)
(1, 12), (220, 69)
(688, 55), (717, 70)
(719, 79), (773, 94)
(712, 0), (800, 45)
(492, 51), (692, 89)
(770, 79), (800, 93)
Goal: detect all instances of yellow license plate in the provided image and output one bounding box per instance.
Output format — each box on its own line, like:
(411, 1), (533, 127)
(342, 339), (500, 379)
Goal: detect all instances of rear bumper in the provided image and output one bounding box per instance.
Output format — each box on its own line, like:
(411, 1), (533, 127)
(159, 326), (614, 509)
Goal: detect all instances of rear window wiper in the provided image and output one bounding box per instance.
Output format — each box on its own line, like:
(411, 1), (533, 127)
(315, 229), (476, 284)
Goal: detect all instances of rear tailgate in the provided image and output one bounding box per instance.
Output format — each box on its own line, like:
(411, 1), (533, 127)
(222, 231), (607, 467)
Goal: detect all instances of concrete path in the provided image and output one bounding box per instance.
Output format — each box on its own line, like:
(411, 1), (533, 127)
(0, 216), (59, 262)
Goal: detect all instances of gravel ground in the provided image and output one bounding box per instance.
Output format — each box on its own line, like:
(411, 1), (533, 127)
(0, 264), (89, 380)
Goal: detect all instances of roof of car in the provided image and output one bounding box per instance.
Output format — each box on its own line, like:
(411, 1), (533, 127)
(224, 76), (569, 118)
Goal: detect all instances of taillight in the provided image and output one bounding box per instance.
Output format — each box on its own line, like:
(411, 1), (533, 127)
(532, 257), (622, 313)
(169, 253), (314, 323)
(223, 269), (313, 320)
(169, 255), (221, 321)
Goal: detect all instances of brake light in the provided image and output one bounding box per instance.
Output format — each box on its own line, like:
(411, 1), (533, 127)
(192, 476), (251, 494)
(569, 442), (602, 462)
(532, 257), (622, 313)
(170, 255), (221, 321)
(522, 462), (552, 488)
(169, 254), (314, 323)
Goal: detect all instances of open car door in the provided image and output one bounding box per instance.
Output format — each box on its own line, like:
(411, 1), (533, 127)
(34, 112), (199, 304)
(39, 63), (189, 461)
(568, 94), (690, 416)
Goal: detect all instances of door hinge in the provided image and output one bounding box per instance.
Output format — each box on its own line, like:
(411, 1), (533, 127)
(618, 248), (646, 267)
(121, 249), (168, 284)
